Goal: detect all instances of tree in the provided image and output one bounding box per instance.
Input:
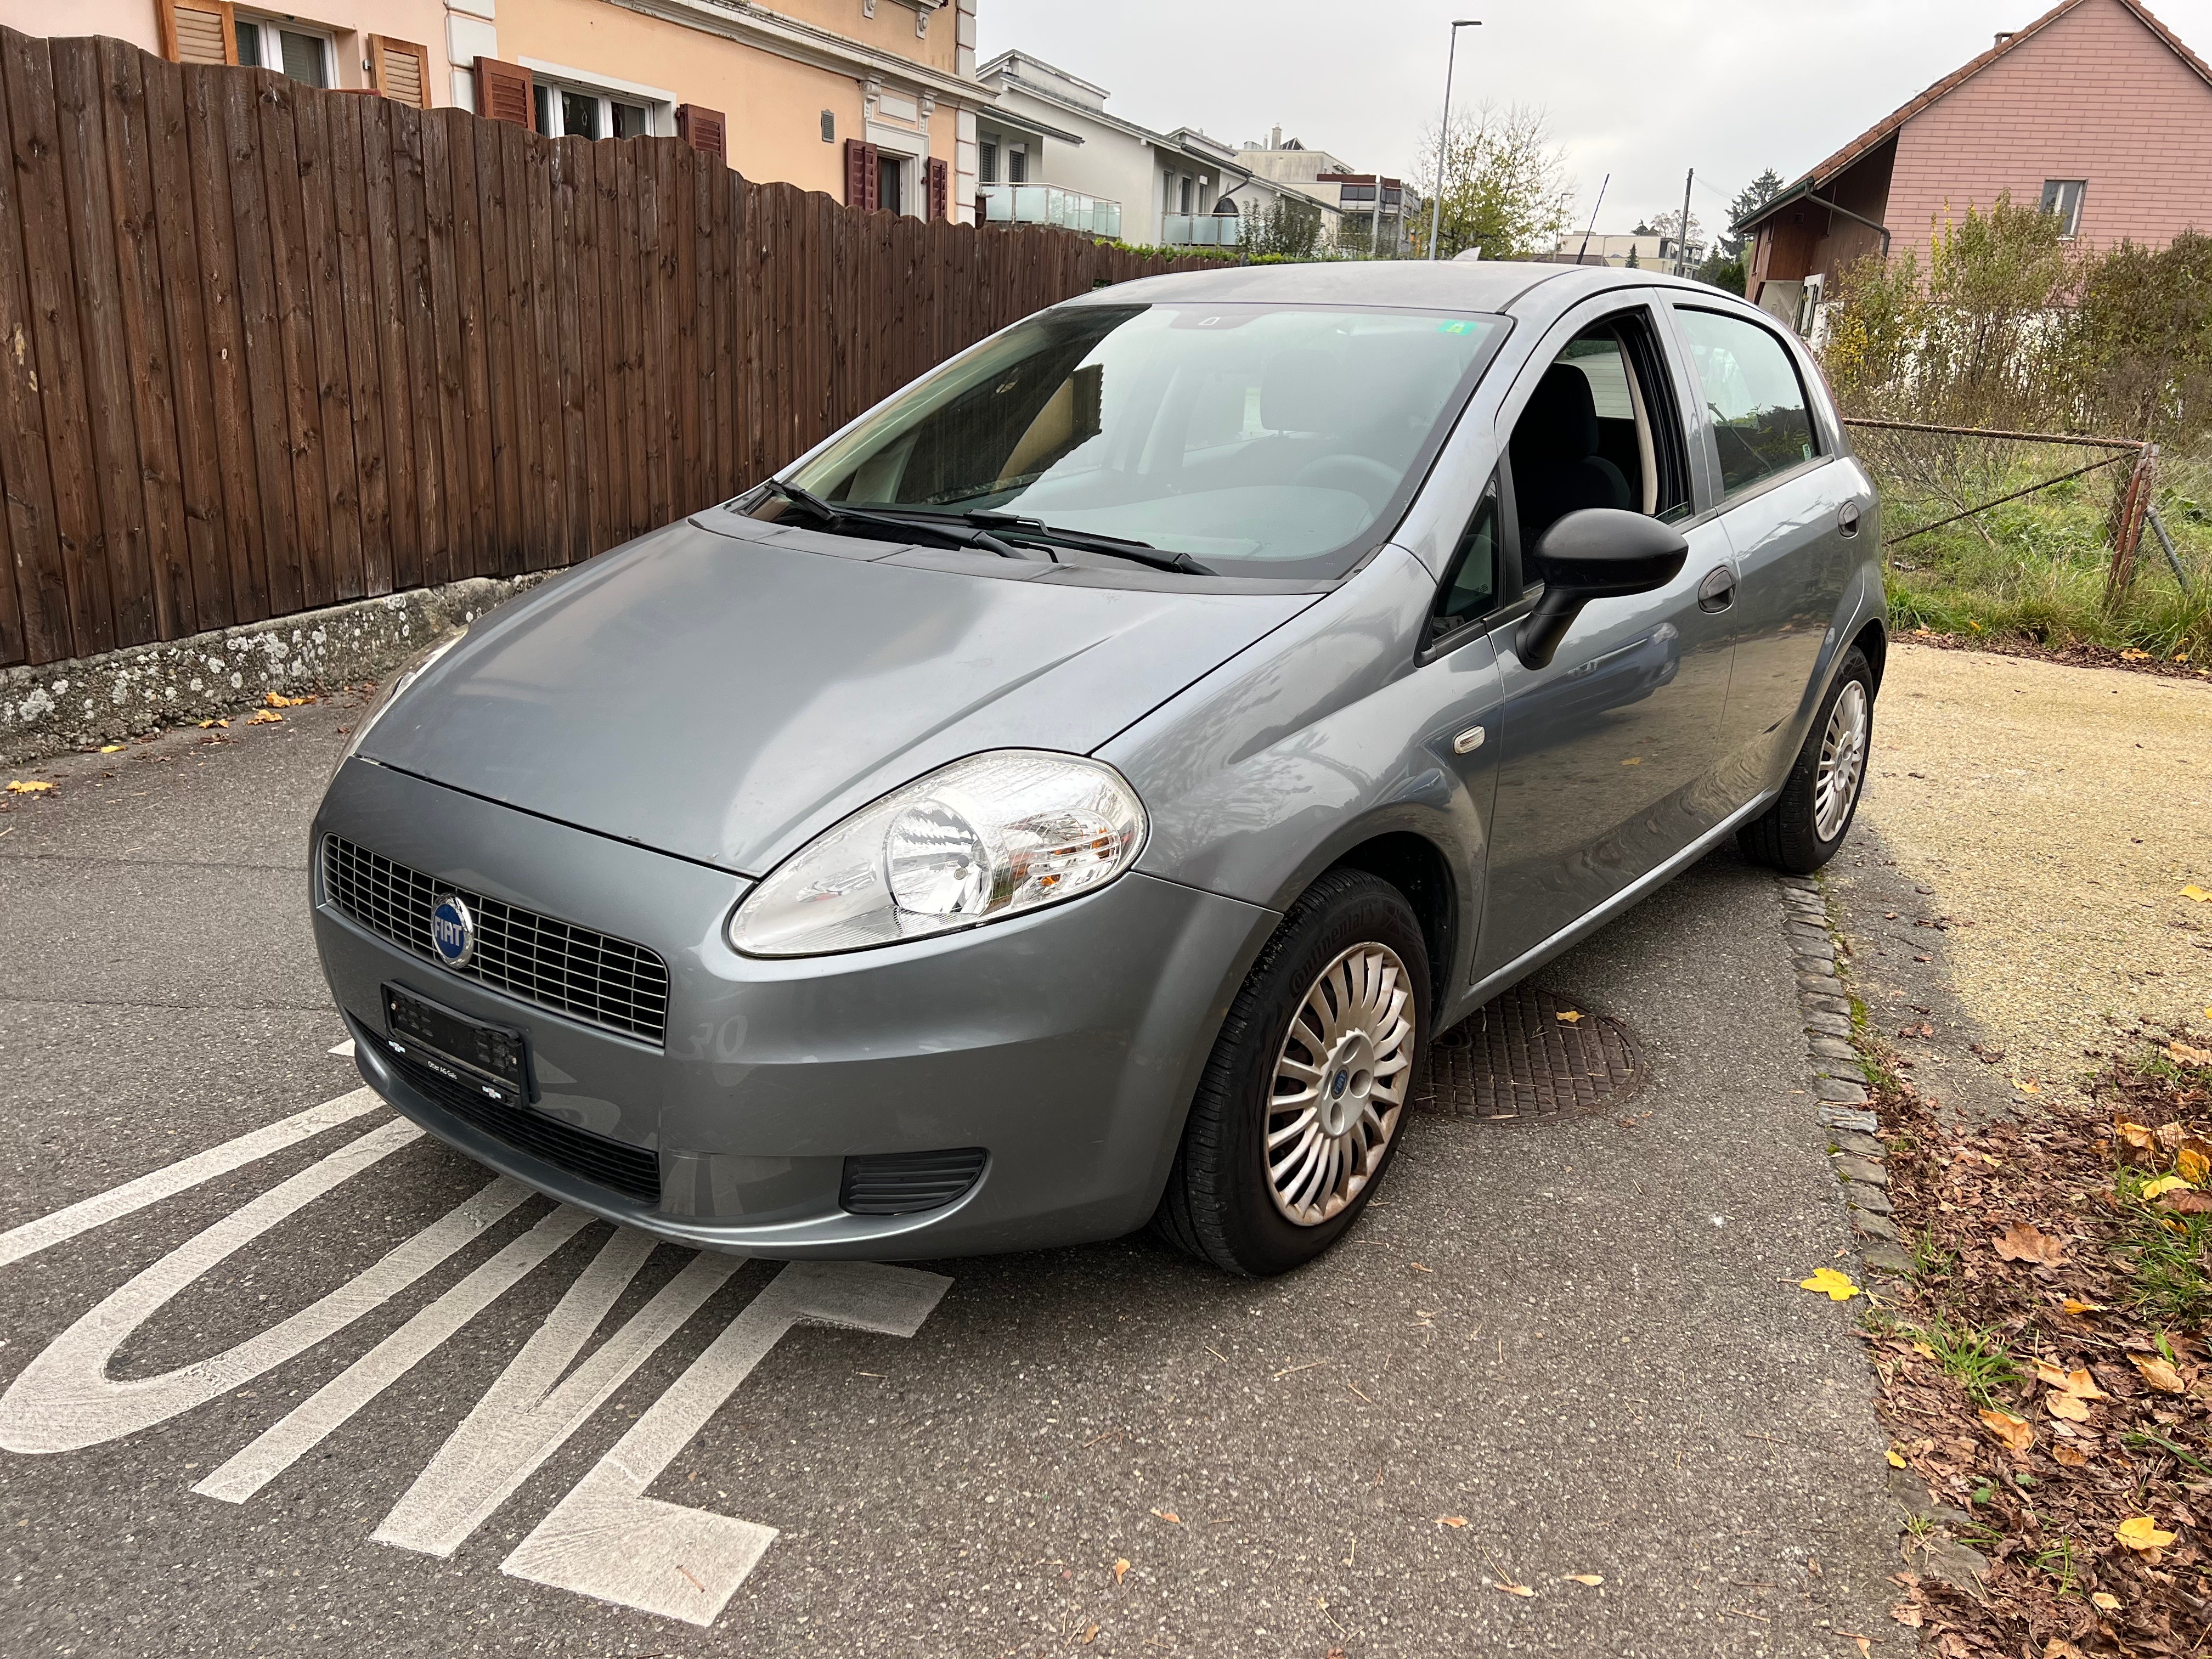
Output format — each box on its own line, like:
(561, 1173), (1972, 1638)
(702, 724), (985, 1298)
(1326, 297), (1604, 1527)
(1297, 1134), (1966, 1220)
(1719, 168), (1785, 259)
(1624, 245), (1639, 269)
(1410, 104), (1577, 260)
(1242, 195), (1325, 261)
(1646, 207), (1704, 269)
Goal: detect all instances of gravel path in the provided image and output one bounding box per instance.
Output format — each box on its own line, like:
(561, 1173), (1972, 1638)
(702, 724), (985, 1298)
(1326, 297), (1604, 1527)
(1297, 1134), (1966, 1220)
(1854, 641), (2212, 1099)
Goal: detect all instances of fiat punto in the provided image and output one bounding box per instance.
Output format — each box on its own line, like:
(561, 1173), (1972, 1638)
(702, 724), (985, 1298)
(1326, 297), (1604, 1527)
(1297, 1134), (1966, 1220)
(312, 260), (1884, 1276)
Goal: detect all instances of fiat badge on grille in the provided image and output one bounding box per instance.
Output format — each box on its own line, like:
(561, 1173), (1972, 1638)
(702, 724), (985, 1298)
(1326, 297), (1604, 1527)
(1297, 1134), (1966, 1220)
(430, 895), (475, 969)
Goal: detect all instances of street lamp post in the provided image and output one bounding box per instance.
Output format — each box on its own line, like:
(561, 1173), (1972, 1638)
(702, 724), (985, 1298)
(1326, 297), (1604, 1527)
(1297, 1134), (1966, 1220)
(1427, 19), (1481, 259)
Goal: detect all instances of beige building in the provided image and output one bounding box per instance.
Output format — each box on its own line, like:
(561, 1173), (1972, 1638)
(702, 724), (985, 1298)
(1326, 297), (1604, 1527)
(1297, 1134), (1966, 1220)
(1237, 130), (1412, 255)
(35, 0), (992, 222)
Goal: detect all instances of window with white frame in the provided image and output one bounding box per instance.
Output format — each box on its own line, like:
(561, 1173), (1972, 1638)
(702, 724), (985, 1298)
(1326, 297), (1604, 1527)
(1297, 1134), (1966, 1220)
(526, 67), (665, 139)
(2040, 178), (2086, 238)
(233, 12), (334, 87)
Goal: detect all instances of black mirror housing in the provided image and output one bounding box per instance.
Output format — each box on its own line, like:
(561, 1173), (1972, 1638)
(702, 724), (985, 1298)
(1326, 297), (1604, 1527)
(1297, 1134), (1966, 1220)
(1515, 509), (1690, 669)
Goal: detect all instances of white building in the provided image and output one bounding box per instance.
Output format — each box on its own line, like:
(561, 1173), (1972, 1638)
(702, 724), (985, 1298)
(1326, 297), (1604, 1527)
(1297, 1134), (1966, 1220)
(973, 52), (1328, 248)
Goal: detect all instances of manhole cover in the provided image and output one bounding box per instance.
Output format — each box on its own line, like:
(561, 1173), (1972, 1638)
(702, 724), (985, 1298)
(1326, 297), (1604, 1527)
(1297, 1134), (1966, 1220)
(1415, 985), (1645, 1122)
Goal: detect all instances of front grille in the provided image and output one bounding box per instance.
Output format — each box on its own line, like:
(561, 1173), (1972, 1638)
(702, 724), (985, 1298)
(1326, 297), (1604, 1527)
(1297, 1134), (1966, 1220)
(323, 836), (670, 1046)
(839, 1148), (988, 1216)
(380, 1037), (663, 1206)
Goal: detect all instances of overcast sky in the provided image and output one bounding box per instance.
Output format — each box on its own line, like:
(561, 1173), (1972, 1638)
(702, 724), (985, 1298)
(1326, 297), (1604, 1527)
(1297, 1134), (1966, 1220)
(977, 0), (2212, 236)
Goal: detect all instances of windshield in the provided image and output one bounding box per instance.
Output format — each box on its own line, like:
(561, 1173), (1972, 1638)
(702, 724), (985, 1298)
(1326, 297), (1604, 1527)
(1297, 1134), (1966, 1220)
(771, 303), (1507, 579)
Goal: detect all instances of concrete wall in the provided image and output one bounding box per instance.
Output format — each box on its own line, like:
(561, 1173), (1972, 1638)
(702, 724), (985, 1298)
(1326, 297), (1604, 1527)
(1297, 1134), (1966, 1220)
(1886, 0), (2212, 264)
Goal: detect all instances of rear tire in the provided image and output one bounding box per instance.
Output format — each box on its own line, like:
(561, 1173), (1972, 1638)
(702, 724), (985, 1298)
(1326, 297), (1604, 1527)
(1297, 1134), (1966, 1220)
(1737, 646), (1875, 875)
(1153, 870), (1430, 1277)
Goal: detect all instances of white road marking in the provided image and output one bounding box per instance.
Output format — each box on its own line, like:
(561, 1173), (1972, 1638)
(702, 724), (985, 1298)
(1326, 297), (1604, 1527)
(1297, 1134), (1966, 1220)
(328, 1039), (357, 1058)
(0, 1122), (529, 1455)
(503, 1260), (950, 1625)
(0, 1088), (386, 1272)
(372, 1236), (741, 1556)
(193, 1203), (603, 1504)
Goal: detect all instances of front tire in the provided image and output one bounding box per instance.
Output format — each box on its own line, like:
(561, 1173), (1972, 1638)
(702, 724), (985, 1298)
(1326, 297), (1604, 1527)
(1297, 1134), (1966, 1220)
(1153, 870), (1430, 1277)
(1737, 645), (1875, 874)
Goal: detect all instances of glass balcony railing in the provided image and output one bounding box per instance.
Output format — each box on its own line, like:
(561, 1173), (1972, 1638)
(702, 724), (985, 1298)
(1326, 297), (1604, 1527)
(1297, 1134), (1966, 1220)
(979, 183), (1122, 239)
(1163, 213), (1242, 247)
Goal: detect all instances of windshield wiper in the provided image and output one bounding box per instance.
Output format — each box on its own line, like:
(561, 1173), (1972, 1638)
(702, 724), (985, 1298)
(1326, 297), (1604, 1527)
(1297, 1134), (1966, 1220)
(961, 512), (1216, 577)
(756, 478), (1025, 560)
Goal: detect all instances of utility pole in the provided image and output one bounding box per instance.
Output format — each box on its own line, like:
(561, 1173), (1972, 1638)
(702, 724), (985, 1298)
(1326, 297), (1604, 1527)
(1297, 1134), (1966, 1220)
(1372, 172), (1384, 258)
(1427, 19), (1481, 259)
(1676, 167), (1695, 277)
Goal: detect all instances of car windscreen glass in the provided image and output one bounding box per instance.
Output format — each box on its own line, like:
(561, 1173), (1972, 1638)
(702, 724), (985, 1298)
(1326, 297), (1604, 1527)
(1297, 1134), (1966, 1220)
(767, 303), (1508, 580)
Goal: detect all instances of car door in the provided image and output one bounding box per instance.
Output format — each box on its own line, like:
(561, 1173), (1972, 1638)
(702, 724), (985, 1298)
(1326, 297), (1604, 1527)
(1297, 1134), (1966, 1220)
(1665, 303), (1864, 793)
(1472, 291), (1741, 984)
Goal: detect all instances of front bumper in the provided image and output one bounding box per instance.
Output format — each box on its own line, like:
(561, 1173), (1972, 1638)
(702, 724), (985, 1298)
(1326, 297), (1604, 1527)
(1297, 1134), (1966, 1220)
(312, 759), (1277, 1258)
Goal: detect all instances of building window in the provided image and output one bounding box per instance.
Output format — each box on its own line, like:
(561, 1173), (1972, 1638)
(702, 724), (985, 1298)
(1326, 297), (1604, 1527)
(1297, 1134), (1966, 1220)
(878, 153), (905, 216)
(821, 110), (836, 143)
(531, 73), (666, 139)
(234, 15), (331, 86)
(561, 89), (601, 139)
(979, 139), (997, 183)
(615, 101), (650, 139)
(1007, 145), (1028, 183)
(2040, 179), (2086, 238)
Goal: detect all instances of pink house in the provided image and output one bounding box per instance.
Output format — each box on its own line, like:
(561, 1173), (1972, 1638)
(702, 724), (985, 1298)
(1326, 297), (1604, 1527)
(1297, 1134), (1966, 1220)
(1740, 0), (2212, 329)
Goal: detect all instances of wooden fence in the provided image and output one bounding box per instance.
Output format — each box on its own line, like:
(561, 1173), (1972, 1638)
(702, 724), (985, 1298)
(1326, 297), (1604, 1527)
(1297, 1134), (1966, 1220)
(0, 27), (1217, 671)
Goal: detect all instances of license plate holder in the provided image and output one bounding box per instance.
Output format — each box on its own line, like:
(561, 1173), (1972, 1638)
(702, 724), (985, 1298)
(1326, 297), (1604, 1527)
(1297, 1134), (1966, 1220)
(380, 982), (535, 1108)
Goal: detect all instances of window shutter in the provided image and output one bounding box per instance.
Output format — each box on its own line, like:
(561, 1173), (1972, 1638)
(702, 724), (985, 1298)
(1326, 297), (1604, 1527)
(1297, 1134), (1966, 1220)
(156, 0), (238, 65)
(366, 36), (431, 108)
(844, 138), (882, 211)
(473, 57), (535, 129)
(927, 156), (950, 221)
(676, 104), (727, 163)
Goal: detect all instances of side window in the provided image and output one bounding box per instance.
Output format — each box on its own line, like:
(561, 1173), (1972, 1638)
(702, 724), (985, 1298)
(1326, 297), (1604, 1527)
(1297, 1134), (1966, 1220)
(1430, 479), (1500, 642)
(1672, 309), (1819, 498)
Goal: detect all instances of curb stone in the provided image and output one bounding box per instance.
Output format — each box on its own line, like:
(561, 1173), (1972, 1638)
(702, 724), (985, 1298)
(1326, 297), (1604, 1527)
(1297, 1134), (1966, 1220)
(1776, 871), (1914, 1278)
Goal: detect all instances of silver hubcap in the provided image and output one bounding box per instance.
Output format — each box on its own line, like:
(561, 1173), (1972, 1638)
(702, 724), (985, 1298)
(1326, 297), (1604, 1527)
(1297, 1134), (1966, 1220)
(1266, 944), (1415, 1227)
(1815, 679), (1869, 841)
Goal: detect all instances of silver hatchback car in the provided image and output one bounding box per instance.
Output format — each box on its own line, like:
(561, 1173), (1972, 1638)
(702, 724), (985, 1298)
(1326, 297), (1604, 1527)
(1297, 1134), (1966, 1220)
(312, 261), (1884, 1276)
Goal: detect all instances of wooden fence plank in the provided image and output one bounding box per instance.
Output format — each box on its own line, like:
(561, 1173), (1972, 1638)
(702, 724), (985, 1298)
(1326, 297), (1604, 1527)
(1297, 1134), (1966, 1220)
(0, 30), (67, 664)
(474, 112), (521, 574)
(357, 96), (419, 595)
(613, 138), (647, 541)
(522, 126), (558, 571)
(641, 142), (672, 528)
(326, 92), (389, 599)
(498, 119), (540, 576)
(256, 71), (325, 613)
(552, 136), (586, 566)
(391, 101), (447, 589)
(710, 165), (734, 501)
(293, 83), (364, 603)
(440, 108), (493, 579)
(420, 108), (467, 588)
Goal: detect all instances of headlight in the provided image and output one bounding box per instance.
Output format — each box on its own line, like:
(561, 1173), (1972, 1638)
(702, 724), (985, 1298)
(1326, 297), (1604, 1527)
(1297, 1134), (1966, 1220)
(333, 631), (463, 775)
(727, 750), (1147, 958)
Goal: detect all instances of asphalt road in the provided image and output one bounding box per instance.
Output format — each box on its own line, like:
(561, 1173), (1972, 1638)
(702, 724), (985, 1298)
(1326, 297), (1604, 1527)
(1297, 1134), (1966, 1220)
(2, 703), (1903, 1658)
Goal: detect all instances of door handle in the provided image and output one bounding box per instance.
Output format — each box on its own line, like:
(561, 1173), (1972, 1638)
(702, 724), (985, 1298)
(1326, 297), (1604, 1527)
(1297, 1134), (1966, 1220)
(1837, 500), (1863, 538)
(1696, 565), (1737, 613)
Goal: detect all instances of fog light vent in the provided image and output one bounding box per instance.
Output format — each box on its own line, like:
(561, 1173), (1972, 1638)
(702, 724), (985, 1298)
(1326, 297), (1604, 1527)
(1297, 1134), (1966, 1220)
(839, 1148), (987, 1216)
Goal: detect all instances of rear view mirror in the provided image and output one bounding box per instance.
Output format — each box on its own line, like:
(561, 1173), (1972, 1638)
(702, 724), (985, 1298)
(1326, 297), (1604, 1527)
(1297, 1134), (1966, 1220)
(1514, 509), (1689, 669)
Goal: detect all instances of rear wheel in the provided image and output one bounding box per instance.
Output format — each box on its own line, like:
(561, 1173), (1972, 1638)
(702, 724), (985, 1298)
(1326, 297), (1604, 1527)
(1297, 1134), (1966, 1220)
(1738, 646), (1875, 874)
(1153, 870), (1429, 1276)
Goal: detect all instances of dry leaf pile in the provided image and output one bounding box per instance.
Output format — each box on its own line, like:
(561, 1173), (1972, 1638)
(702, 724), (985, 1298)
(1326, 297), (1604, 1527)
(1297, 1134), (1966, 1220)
(1867, 1026), (2212, 1656)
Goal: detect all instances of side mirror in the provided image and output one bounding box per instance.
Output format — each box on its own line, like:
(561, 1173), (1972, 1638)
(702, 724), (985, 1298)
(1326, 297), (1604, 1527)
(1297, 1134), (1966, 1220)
(1514, 509), (1690, 669)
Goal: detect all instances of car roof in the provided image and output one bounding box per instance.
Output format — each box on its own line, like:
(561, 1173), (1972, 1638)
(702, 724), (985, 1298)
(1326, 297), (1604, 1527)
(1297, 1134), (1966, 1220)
(1068, 258), (1746, 332)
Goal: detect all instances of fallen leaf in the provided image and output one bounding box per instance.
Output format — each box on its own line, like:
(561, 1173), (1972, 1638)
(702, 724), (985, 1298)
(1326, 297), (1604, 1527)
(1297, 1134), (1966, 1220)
(1993, 1221), (2066, 1265)
(2131, 1353), (2185, 1393)
(1891, 1602), (1924, 1628)
(2061, 1299), (2106, 1315)
(2033, 1358), (2069, 1388)
(2114, 1516), (2176, 1551)
(1885, 1449), (1906, 1468)
(4, 780), (53, 793)
(2184, 884), (2212, 903)
(2052, 1444), (2091, 1468)
(1081, 1623), (1099, 1645)
(1847, 1637), (1872, 1658)
(2044, 1641), (2087, 1659)
(2121, 647), (2152, 661)
(2157, 1188), (2212, 1215)
(2013, 1077), (2042, 1093)
(1899, 1021), (1935, 1039)
(1112, 1558), (1131, 1585)
(1555, 1009), (1584, 1024)
(196, 718), (228, 730)
(1561, 1573), (1602, 1586)
(1978, 1407), (2032, 1452)
(2170, 1043), (2212, 1069)
(264, 691), (313, 707)
(2114, 1119), (2159, 1162)
(246, 708), (284, 725)
(1149, 1509), (1181, 1524)
(2141, 1175), (2196, 1199)
(2046, 1390), (2091, 1422)
(1799, 1267), (1862, 1301)
(1436, 1515), (1469, 1528)
(2180, 1139), (2212, 1184)
(2090, 1591), (2121, 1612)
(1493, 1581), (1535, 1597)
(2060, 1368), (2108, 1399)
(98, 743), (123, 753)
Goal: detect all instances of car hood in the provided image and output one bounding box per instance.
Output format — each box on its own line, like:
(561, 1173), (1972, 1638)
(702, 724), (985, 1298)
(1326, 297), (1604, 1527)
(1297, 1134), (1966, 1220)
(361, 515), (1319, 874)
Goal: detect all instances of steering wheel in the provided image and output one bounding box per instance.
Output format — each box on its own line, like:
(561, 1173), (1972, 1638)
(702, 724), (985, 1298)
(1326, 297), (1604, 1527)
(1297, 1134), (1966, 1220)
(1293, 453), (1399, 509)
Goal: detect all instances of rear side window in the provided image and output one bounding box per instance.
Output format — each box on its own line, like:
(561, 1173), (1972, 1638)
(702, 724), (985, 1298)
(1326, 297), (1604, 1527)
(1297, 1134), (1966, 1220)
(1673, 309), (1818, 498)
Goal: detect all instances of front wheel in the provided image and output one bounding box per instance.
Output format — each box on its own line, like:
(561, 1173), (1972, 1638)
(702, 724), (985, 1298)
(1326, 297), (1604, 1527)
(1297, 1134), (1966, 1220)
(1153, 869), (1429, 1276)
(1737, 645), (1875, 874)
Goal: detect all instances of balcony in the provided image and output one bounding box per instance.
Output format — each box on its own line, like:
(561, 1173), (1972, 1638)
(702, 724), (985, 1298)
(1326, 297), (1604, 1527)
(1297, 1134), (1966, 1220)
(1161, 212), (1242, 248)
(979, 183), (1122, 239)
